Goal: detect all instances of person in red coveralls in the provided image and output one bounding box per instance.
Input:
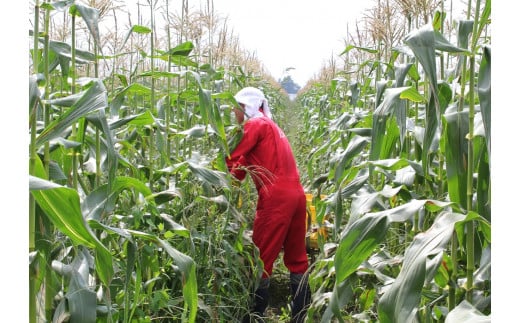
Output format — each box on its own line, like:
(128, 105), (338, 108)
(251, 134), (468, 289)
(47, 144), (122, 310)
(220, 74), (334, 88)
(226, 87), (311, 323)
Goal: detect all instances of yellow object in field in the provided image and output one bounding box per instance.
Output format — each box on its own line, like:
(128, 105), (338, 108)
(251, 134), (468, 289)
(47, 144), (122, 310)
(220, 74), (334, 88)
(305, 193), (328, 250)
(237, 192), (242, 208)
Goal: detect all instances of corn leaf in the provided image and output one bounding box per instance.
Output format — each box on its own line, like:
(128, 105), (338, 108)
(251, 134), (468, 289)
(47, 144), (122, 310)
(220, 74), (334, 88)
(340, 44), (378, 55)
(119, 24), (151, 51)
(110, 110), (156, 129)
(55, 250), (97, 323)
(127, 230), (198, 323)
(332, 135), (368, 184)
(29, 74), (41, 114)
(72, 4), (101, 49)
(478, 45), (491, 155)
(378, 212), (465, 323)
(47, 40), (96, 63)
(404, 24), (438, 92)
(371, 87), (410, 161)
(29, 176), (113, 286)
(445, 300), (491, 323)
(166, 41), (195, 56)
(443, 110), (469, 208)
(335, 213), (390, 283)
(36, 79), (108, 146)
(187, 161), (230, 187)
(82, 176), (152, 221)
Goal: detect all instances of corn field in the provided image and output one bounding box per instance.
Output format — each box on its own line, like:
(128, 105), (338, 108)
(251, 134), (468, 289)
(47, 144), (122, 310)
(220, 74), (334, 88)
(28, 0), (491, 322)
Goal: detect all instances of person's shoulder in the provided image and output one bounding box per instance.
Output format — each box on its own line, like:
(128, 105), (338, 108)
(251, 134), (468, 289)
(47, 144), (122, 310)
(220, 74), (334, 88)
(244, 117), (277, 137)
(245, 116), (272, 127)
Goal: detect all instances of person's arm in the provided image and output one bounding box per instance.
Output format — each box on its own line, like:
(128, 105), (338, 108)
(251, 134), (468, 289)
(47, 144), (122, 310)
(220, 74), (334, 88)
(225, 119), (263, 181)
(226, 155), (247, 180)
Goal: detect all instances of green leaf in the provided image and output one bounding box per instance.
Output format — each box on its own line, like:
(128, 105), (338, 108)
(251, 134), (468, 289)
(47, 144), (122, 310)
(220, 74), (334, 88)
(151, 188), (182, 205)
(210, 96), (228, 153)
(47, 40), (96, 63)
(114, 82), (152, 97)
(478, 46), (491, 155)
(169, 55), (199, 67)
(29, 74), (41, 114)
(445, 300), (490, 323)
(349, 182), (401, 223)
(347, 127), (371, 137)
(119, 25), (151, 51)
(432, 11), (445, 31)
(457, 20), (474, 50)
(110, 83), (151, 115)
(83, 176), (153, 221)
(328, 168), (369, 230)
(380, 117), (400, 160)
(366, 199), (453, 223)
(61, 250), (97, 323)
(370, 158), (410, 170)
(126, 230), (198, 323)
(404, 24), (439, 102)
(30, 176), (113, 285)
(394, 63), (413, 87)
(473, 0), (491, 49)
(109, 110), (156, 129)
(378, 212), (465, 323)
(132, 25), (152, 33)
(72, 4), (101, 49)
(332, 136), (368, 184)
(421, 95), (438, 177)
(159, 214), (190, 238)
(340, 44), (378, 55)
(136, 70), (183, 79)
(370, 87), (410, 161)
(434, 30), (469, 54)
(187, 161), (230, 187)
(30, 177), (96, 247)
(403, 25), (461, 148)
(36, 79), (108, 146)
(41, 1), (73, 11)
(198, 88), (212, 125)
(443, 111), (469, 208)
(166, 41), (195, 56)
(400, 87), (425, 103)
(476, 140), (490, 221)
(85, 109), (118, 192)
(335, 213), (390, 283)
(321, 277), (355, 323)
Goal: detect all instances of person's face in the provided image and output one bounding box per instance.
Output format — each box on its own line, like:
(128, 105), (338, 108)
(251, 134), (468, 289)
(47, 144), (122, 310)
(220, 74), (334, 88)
(233, 103), (245, 124)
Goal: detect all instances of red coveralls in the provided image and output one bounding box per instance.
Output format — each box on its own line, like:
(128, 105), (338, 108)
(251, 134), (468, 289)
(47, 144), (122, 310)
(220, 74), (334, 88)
(226, 116), (309, 279)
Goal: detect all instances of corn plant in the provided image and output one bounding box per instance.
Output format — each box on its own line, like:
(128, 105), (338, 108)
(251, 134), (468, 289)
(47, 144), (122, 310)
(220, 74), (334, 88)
(296, 0), (491, 322)
(29, 0), (491, 322)
(29, 1), (291, 322)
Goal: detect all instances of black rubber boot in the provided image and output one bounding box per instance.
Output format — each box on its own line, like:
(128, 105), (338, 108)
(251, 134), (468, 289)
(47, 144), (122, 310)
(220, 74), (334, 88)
(290, 273), (311, 323)
(242, 278), (269, 323)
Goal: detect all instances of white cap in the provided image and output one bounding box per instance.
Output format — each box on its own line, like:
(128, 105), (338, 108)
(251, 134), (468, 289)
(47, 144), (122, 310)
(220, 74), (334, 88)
(234, 87), (272, 120)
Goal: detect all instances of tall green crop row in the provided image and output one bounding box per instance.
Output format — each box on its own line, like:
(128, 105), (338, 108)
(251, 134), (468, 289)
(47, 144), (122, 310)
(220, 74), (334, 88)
(29, 0), (491, 322)
(296, 0), (491, 321)
(29, 1), (289, 322)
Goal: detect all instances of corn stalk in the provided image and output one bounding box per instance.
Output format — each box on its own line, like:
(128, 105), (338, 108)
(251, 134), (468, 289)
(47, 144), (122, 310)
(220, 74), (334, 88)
(29, 2), (40, 322)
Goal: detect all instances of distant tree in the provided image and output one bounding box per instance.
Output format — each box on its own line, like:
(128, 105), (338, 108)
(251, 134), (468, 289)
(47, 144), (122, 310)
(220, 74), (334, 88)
(279, 75), (301, 94)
